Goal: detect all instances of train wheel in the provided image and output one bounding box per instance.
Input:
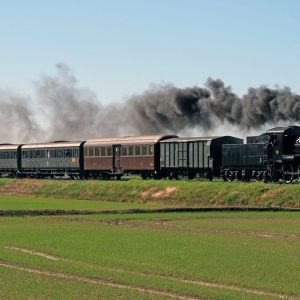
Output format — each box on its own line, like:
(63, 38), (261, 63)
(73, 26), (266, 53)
(282, 164), (294, 184)
(205, 172), (213, 181)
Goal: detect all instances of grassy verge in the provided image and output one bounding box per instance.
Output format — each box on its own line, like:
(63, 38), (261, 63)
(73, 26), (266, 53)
(0, 178), (299, 208)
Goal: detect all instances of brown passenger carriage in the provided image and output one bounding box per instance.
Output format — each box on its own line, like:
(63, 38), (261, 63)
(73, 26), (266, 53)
(83, 135), (176, 179)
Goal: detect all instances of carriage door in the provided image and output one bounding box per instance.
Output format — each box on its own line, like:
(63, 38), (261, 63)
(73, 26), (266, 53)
(112, 144), (122, 173)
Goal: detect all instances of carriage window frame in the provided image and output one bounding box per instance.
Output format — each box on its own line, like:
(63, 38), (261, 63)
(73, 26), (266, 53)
(88, 147), (94, 157)
(122, 146), (127, 156)
(100, 147), (106, 156)
(135, 146), (141, 156)
(95, 147), (100, 157)
(107, 147), (112, 156)
(142, 145), (147, 156)
(128, 146), (133, 156)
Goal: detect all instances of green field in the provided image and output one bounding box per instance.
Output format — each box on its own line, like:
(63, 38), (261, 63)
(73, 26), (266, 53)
(0, 179), (299, 299)
(0, 208), (299, 299)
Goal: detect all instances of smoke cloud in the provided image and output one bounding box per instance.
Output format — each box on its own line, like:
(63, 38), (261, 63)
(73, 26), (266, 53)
(0, 63), (300, 143)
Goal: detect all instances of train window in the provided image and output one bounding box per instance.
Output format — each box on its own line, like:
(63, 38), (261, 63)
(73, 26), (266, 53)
(65, 149), (71, 157)
(149, 146), (153, 155)
(84, 148), (88, 156)
(88, 148), (93, 156)
(107, 147), (112, 156)
(74, 149), (78, 157)
(122, 147), (127, 156)
(95, 147), (100, 156)
(142, 145), (147, 156)
(129, 146), (133, 156)
(135, 146), (141, 156)
(100, 147), (106, 156)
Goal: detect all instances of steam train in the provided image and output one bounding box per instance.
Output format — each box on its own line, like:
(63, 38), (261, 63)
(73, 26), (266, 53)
(0, 125), (300, 183)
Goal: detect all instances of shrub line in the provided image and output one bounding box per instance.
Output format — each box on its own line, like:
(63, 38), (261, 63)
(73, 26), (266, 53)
(0, 206), (299, 217)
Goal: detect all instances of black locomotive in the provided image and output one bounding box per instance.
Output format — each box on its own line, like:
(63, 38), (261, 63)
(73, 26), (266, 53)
(221, 126), (300, 183)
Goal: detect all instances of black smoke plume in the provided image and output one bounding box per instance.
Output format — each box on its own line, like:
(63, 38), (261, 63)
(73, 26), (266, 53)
(0, 63), (299, 143)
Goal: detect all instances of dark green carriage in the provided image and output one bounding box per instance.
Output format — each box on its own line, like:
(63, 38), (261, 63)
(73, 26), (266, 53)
(0, 144), (22, 176)
(21, 141), (84, 178)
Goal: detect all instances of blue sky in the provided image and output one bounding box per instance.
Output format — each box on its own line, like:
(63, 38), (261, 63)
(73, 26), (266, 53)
(0, 0), (300, 103)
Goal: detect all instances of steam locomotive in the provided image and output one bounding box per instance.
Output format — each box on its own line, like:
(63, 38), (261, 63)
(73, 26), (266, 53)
(221, 126), (300, 183)
(0, 125), (300, 183)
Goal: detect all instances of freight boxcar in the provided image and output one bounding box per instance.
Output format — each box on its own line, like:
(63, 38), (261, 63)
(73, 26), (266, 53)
(160, 136), (242, 179)
(83, 135), (176, 179)
(20, 141), (84, 178)
(0, 144), (22, 177)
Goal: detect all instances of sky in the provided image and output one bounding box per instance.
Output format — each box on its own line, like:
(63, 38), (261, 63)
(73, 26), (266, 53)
(0, 0), (300, 104)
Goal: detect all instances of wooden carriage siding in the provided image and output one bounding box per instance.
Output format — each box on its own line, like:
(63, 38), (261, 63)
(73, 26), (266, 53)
(83, 135), (177, 173)
(84, 145), (154, 157)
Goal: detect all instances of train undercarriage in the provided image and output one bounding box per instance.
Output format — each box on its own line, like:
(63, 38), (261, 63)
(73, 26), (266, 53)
(221, 162), (300, 183)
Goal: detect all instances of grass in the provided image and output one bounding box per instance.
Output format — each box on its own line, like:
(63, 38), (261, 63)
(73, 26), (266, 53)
(0, 211), (299, 299)
(0, 195), (164, 211)
(0, 177), (299, 208)
(0, 178), (299, 298)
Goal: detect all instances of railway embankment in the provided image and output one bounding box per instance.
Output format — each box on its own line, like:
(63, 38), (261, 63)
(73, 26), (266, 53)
(0, 178), (299, 208)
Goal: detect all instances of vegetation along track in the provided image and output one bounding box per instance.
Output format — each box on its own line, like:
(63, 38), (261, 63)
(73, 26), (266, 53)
(0, 206), (299, 217)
